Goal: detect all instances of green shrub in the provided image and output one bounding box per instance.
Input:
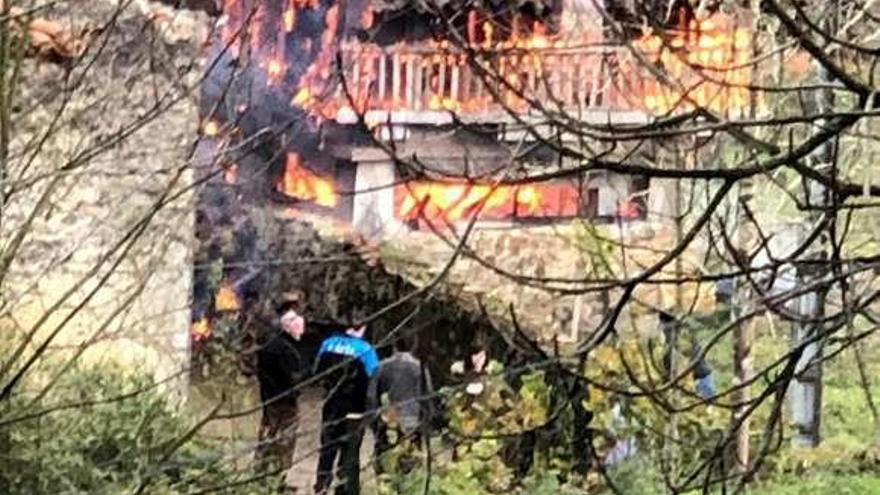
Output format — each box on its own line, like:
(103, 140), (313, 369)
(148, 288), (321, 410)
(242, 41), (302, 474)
(0, 361), (272, 494)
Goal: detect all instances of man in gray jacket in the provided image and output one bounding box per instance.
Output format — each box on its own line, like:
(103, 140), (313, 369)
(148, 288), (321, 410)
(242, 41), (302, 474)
(367, 336), (433, 472)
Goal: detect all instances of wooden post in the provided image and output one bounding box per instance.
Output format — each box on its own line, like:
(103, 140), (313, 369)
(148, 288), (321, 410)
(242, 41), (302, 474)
(573, 56), (583, 110)
(731, 177), (754, 473)
(527, 53), (537, 100)
(351, 50), (361, 103)
(459, 53), (469, 105)
(414, 55), (423, 111)
(392, 49), (401, 108)
(378, 49), (387, 106)
(438, 53), (447, 108)
(405, 53), (415, 109)
(731, 6), (763, 470)
(451, 61), (460, 108)
(474, 57), (484, 108)
(589, 57), (601, 107)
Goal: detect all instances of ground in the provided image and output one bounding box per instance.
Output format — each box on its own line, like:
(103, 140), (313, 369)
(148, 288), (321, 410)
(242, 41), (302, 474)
(192, 380), (375, 493)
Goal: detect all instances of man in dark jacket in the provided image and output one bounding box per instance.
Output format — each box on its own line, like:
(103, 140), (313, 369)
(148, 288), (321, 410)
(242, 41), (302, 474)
(313, 325), (378, 495)
(255, 303), (308, 480)
(368, 336), (433, 473)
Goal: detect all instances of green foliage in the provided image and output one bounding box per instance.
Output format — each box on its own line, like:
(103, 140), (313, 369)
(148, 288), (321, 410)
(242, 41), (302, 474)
(754, 472), (880, 495)
(207, 314), (248, 358)
(572, 222), (617, 279)
(586, 340), (727, 467)
(374, 330), (880, 494)
(0, 361), (273, 494)
(377, 365), (592, 494)
(601, 457), (664, 495)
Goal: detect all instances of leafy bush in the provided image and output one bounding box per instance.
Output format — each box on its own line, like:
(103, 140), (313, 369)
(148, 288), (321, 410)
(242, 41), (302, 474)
(374, 343), (732, 494)
(376, 363), (592, 494)
(0, 360), (273, 494)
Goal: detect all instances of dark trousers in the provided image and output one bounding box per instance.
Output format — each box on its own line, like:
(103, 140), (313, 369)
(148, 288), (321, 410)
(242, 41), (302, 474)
(255, 401), (298, 481)
(314, 410), (364, 495)
(373, 422), (423, 475)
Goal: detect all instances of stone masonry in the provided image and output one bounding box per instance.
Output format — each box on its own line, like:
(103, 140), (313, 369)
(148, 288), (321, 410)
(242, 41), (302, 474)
(1, 2), (207, 391)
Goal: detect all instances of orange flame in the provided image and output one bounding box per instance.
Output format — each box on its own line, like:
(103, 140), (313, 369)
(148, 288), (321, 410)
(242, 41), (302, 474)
(634, 13), (753, 115)
(394, 181), (580, 223)
(215, 283), (240, 312)
(288, 3), (341, 119)
(277, 152), (338, 207)
(283, 4), (296, 32)
(266, 57), (285, 84)
(617, 200), (643, 219)
(218, 2), (753, 122)
(223, 163), (238, 184)
(203, 119), (219, 136)
(192, 318), (212, 341)
(292, 87), (312, 106)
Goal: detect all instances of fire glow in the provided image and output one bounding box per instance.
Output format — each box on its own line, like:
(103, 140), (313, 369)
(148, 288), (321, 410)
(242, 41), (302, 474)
(276, 152), (339, 208)
(191, 318), (212, 341)
(220, 0), (341, 120)
(332, 15), (753, 121)
(634, 13), (753, 115)
(394, 180), (581, 223)
(202, 119), (219, 136)
(215, 283), (241, 312)
(223, 163), (238, 184)
(217, 1), (755, 121)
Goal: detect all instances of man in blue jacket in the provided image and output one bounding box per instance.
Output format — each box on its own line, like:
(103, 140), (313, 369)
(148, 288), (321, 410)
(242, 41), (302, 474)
(313, 324), (378, 495)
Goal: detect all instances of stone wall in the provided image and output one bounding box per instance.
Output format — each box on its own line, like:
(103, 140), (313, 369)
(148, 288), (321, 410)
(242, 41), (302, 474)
(231, 207), (516, 379)
(383, 220), (717, 345)
(338, 142), (716, 345)
(1, 2), (206, 391)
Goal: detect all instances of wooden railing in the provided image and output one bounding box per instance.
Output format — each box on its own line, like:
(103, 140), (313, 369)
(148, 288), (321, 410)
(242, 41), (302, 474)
(333, 41), (643, 121)
(332, 40), (753, 123)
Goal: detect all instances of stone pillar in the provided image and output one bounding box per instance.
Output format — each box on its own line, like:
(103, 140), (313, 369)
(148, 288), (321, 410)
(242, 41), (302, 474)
(352, 160), (401, 239)
(647, 178), (676, 224)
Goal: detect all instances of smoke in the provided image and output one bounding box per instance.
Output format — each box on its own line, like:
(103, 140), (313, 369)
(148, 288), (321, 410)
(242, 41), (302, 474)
(192, 0), (363, 343)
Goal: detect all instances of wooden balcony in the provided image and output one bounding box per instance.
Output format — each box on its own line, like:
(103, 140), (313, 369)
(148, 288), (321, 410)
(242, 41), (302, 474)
(332, 37), (753, 126)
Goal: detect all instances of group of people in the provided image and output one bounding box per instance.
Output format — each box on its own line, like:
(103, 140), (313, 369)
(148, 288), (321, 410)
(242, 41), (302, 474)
(254, 295), (432, 494)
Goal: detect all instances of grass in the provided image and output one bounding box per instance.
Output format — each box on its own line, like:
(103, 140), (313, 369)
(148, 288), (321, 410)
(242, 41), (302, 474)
(753, 472), (880, 495)
(689, 312), (880, 493)
(693, 311), (880, 442)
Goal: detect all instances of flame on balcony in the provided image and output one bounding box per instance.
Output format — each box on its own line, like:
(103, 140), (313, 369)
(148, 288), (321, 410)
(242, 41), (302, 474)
(265, 56), (286, 84)
(289, 3), (340, 119)
(220, 0), (341, 118)
(277, 152), (338, 208)
(191, 318), (212, 341)
(215, 283), (241, 312)
(217, 1), (754, 122)
(331, 14), (752, 120)
(634, 13), (753, 115)
(394, 180), (581, 223)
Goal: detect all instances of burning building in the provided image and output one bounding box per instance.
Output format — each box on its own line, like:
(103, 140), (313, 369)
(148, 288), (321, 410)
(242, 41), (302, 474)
(190, 0), (755, 374)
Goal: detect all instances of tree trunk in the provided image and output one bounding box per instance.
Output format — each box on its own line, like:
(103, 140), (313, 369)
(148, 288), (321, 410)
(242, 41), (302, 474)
(731, 178), (753, 472)
(790, 10), (836, 449)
